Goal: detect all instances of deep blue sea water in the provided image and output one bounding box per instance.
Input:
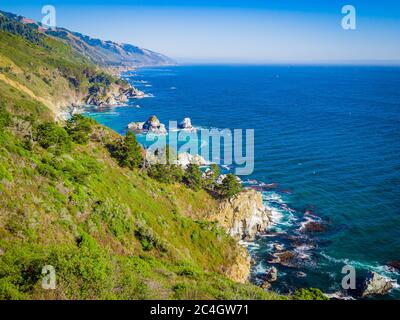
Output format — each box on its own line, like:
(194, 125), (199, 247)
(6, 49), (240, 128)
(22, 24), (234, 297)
(85, 65), (400, 299)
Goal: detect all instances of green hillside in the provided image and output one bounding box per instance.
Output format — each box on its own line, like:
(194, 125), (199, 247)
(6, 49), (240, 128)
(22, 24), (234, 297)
(0, 12), (287, 300)
(0, 11), (328, 301)
(0, 13), (131, 118)
(0, 111), (285, 299)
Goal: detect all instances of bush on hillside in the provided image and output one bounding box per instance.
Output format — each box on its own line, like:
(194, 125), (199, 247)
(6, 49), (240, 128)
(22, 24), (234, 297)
(34, 122), (71, 153)
(147, 146), (184, 183)
(65, 114), (94, 144)
(184, 164), (203, 191)
(292, 288), (329, 300)
(109, 131), (143, 169)
(0, 103), (11, 129)
(148, 163), (184, 184)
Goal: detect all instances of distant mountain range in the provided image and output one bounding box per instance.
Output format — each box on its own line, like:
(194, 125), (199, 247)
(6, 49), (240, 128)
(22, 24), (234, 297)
(0, 10), (176, 70)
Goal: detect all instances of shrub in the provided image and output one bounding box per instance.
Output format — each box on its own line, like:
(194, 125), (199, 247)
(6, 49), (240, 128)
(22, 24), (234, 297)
(203, 163), (221, 191)
(109, 131), (143, 169)
(34, 122), (71, 153)
(0, 103), (11, 129)
(292, 288), (329, 300)
(184, 164), (203, 191)
(218, 174), (243, 199)
(148, 163), (184, 184)
(134, 220), (167, 252)
(65, 114), (94, 144)
(92, 200), (134, 239)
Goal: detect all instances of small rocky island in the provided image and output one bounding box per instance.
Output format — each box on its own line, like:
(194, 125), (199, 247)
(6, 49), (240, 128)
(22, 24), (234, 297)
(128, 115), (167, 135)
(178, 117), (196, 131)
(128, 115), (196, 135)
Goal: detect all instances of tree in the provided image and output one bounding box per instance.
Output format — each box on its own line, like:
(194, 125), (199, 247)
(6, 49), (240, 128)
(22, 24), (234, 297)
(147, 146), (184, 183)
(35, 122), (72, 154)
(218, 174), (243, 199)
(207, 164), (221, 189)
(65, 114), (94, 144)
(209, 164), (221, 181)
(184, 164), (203, 191)
(111, 131), (143, 169)
(148, 163), (184, 184)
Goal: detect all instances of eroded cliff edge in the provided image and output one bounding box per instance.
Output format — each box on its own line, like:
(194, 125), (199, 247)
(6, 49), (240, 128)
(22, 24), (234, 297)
(210, 189), (273, 282)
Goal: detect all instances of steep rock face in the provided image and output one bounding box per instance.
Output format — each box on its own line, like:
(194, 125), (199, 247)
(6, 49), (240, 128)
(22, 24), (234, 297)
(212, 189), (272, 241)
(225, 245), (251, 283)
(86, 85), (145, 107)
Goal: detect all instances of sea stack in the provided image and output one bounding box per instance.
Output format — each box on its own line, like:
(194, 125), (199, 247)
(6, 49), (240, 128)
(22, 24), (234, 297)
(178, 117), (196, 131)
(128, 115), (167, 135)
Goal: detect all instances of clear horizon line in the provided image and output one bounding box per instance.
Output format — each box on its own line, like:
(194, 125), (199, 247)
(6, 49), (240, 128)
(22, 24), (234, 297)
(173, 59), (400, 67)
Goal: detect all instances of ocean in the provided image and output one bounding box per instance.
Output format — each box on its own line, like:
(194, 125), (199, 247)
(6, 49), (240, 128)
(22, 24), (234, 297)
(84, 65), (400, 299)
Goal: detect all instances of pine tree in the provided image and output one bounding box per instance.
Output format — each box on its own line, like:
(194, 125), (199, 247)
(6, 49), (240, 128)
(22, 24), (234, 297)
(112, 131), (143, 169)
(184, 163), (203, 191)
(219, 174), (242, 199)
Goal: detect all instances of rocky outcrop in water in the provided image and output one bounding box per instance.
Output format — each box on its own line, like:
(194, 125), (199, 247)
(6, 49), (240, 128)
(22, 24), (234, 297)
(212, 189), (272, 241)
(128, 115), (167, 135)
(261, 266), (278, 289)
(269, 250), (298, 268)
(360, 272), (395, 297)
(266, 266), (278, 282)
(178, 117), (196, 131)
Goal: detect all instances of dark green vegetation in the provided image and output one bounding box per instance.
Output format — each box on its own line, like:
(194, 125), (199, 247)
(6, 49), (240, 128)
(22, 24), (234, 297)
(108, 131), (144, 170)
(0, 13), (44, 45)
(292, 288), (329, 300)
(148, 157), (243, 199)
(0, 10), (325, 300)
(219, 174), (243, 199)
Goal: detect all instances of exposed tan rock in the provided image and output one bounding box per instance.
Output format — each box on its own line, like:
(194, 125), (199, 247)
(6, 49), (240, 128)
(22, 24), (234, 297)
(212, 189), (272, 240)
(225, 246), (250, 283)
(360, 272), (395, 297)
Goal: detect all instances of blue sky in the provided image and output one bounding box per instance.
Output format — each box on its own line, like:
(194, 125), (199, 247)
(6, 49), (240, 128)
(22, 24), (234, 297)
(1, 0), (400, 63)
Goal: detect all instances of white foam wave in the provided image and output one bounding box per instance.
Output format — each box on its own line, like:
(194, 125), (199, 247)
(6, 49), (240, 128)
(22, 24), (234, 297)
(320, 252), (400, 280)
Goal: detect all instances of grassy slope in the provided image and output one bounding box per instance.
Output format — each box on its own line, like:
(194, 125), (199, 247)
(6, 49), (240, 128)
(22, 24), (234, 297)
(0, 25), (284, 299)
(0, 29), (93, 114)
(0, 24), (132, 119)
(0, 102), (285, 299)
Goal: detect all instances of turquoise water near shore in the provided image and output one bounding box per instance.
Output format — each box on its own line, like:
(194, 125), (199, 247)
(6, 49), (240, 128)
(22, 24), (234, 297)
(85, 65), (400, 298)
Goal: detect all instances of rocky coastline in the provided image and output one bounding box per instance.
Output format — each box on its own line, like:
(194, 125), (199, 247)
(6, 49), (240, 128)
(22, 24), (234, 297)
(90, 74), (399, 299)
(212, 189), (272, 241)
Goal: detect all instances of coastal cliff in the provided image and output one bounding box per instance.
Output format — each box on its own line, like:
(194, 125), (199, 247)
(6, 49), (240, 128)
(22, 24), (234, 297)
(225, 245), (251, 283)
(0, 10), (286, 300)
(212, 189), (272, 241)
(205, 189), (272, 283)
